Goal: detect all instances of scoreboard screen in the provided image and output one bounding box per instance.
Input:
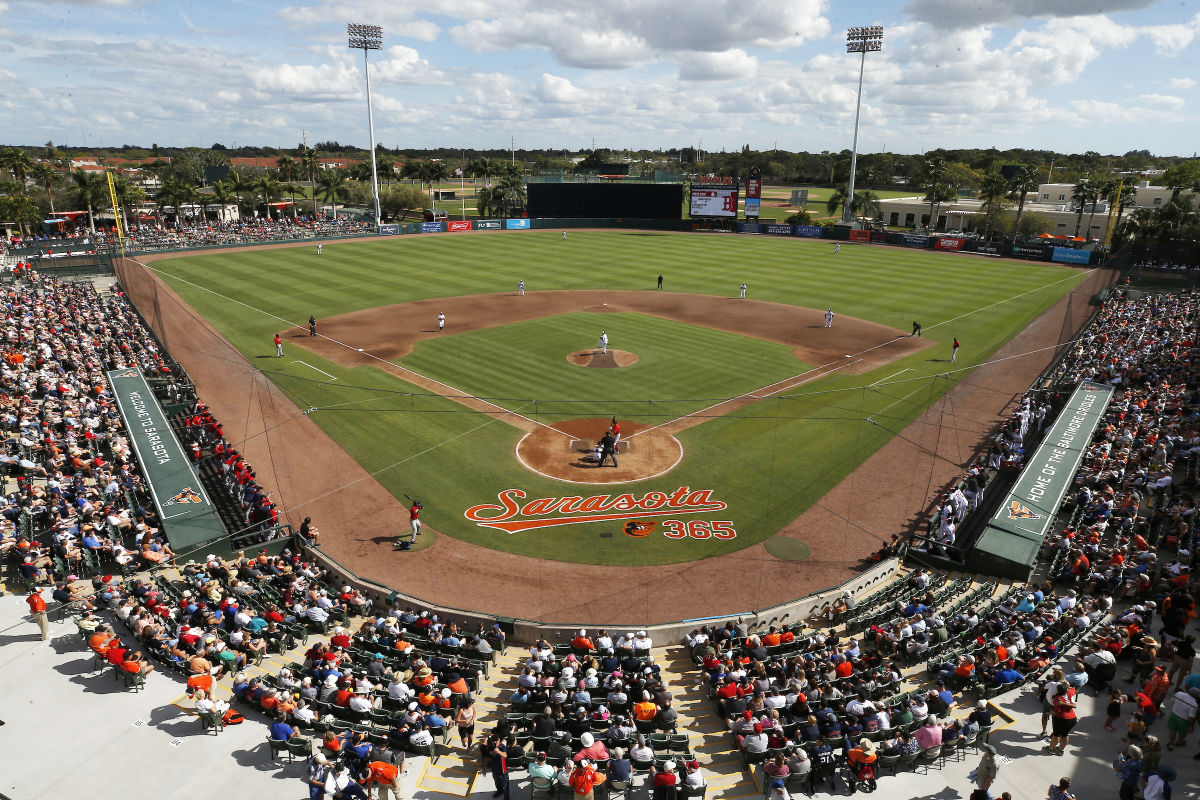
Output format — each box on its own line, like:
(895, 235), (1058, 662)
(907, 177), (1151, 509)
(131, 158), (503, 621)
(690, 187), (739, 217)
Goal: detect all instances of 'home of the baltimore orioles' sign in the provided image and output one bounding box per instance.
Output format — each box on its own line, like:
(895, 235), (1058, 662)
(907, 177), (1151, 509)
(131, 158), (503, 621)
(465, 487), (728, 534)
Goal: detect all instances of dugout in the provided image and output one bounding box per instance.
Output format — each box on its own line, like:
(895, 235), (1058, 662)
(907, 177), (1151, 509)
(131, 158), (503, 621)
(527, 183), (683, 220)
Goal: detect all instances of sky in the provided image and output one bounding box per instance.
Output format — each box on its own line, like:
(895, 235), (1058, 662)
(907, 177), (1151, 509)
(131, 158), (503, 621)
(1, 0), (1198, 157)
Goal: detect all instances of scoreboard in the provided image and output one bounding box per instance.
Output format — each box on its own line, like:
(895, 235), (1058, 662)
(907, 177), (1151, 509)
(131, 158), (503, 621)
(690, 187), (739, 218)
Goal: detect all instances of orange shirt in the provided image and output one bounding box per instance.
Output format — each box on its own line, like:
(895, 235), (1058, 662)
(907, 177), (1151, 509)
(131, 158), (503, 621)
(26, 593), (46, 614)
(633, 701), (658, 721)
(762, 632), (782, 647)
(366, 761), (399, 784)
(835, 661), (853, 678)
(89, 631), (112, 655)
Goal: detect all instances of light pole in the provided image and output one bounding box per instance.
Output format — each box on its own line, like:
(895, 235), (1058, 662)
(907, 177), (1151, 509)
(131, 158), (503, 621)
(348, 22), (383, 229)
(843, 25), (883, 225)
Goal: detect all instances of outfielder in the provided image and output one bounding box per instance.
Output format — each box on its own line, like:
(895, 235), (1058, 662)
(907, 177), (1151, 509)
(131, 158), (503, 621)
(562, 230), (567, 240)
(834, 242), (840, 255)
(517, 280), (525, 296)
(438, 312), (445, 332)
(739, 283), (747, 299)
(598, 330), (608, 354)
(316, 243), (323, 255)
(824, 309), (834, 328)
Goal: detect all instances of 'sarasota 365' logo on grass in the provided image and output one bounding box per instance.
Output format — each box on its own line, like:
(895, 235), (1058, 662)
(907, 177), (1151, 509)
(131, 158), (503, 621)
(465, 487), (727, 534)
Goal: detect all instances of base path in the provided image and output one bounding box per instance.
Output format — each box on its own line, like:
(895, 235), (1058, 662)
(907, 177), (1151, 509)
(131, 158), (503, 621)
(116, 253), (1113, 626)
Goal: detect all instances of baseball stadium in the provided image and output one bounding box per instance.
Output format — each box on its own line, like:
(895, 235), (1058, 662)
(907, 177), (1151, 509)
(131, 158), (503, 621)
(4, 10), (1200, 800)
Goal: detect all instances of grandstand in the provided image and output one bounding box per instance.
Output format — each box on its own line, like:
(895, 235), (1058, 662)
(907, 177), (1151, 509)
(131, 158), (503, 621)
(2, 257), (1198, 800)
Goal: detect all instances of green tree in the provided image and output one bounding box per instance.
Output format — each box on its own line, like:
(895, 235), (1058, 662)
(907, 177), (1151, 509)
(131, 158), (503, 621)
(300, 148), (319, 214)
(157, 177), (197, 227)
(210, 180), (235, 222)
(922, 182), (955, 230)
(70, 169), (107, 233)
(30, 161), (59, 214)
(349, 161), (374, 182)
(316, 170), (349, 219)
(275, 154), (297, 181)
(920, 154), (948, 227)
(824, 184), (881, 220)
(380, 184), (429, 220)
(785, 210), (814, 225)
(1007, 164), (1040, 240)
(256, 175), (282, 219)
(491, 173), (527, 218)
(1071, 176), (1096, 236)
(976, 170), (1011, 239)
(0, 193), (40, 233)
(282, 182), (303, 219)
(112, 174), (145, 233)
(0, 147), (35, 193)
(1162, 160), (1200, 198)
(227, 169), (254, 218)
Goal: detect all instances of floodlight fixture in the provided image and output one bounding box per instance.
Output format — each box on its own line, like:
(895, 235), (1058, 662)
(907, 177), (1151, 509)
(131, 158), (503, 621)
(348, 22), (383, 228)
(842, 25), (884, 224)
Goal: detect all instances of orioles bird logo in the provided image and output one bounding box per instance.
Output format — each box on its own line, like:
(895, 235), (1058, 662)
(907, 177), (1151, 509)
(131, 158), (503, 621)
(624, 520), (657, 538)
(168, 487), (203, 505)
(115, 370), (139, 378)
(1007, 500), (1043, 520)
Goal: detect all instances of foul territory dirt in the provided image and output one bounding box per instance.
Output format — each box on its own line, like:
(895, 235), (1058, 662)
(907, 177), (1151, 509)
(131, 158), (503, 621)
(117, 248), (1116, 626)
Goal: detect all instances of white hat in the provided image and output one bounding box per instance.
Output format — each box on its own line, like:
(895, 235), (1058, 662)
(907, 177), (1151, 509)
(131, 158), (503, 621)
(637, 630), (647, 637)
(441, 688), (451, 698)
(580, 732), (594, 747)
(562, 667), (574, 678)
(579, 629), (587, 636)
(342, 586), (351, 593)
(663, 760), (676, 772)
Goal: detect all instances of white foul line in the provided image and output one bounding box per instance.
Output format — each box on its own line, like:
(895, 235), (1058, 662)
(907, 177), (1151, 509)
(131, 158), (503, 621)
(292, 359), (338, 381)
(865, 384), (929, 423)
(869, 368), (910, 387)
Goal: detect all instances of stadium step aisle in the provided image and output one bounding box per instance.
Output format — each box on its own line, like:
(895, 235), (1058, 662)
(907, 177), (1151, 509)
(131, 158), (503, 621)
(657, 644), (762, 800)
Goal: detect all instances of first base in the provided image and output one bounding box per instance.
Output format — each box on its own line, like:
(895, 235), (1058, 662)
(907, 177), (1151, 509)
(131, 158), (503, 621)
(358, 348), (364, 351)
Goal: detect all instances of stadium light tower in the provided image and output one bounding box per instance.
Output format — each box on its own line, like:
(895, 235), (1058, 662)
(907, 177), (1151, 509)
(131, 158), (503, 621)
(842, 25), (883, 225)
(348, 22), (383, 229)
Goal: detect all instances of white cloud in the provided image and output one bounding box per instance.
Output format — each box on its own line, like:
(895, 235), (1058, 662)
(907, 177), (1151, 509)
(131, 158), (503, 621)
(677, 49), (758, 82)
(1168, 77), (1196, 89)
(902, 0), (1155, 30)
(1142, 13), (1200, 53)
(535, 73), (586, 104)
(368, 44), (451, 86)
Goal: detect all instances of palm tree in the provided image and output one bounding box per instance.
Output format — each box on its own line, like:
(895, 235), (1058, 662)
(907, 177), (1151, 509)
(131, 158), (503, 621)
(349, 161), (374, 183)
(316, 170), (349, 219)
(70, 169), (107, 233)
(492, 173), (527, 219)
(1071, 177), (1095, 237)
(228, 169), (253, 219)
(1107, 181), (1136, 235)
(824, 184), (881, 221)
(1007, 165), (1039, 240)
(0, 147), (35, 193)
(257, 175), (282, 219)
(210, 180), (235, 222)
(275, 154), (297, 182)
(922, 182), (955, 231)
(30, 161), (59, 214)
(157, 178), (196, 228)
(1085, 178), (1114, 240)
(282, 182), (303, 219)
(112, 174), (144, 233)
(300, 148), (319, 215)
(977, 170), (1009, 239)
(921, 154), (948, 228)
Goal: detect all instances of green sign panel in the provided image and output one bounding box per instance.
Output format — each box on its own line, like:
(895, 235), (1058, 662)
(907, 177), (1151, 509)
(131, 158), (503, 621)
(107, 368), (226, 552)
(989, 381), (1114, 541)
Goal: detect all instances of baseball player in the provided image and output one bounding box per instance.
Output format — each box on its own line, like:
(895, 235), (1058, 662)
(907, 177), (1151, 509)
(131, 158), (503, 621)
(598, 330), (608, 354)
(952, 337), (961, 362)
(517, 280), (525, 296)
(274, 333), (283, 357)
(739, 283), (747, 299)
(309, 316), (317, 337)
(409, 501), (422, 544)
(609, 417), (621, 449)
(657, 274), (663, 290)
(834, 242), (840, 255)
(438, 312), (445, 333)
(911, 321), (922, 338)
(824, 309), (834, 328)
(562, 230), (567, 241)
(316, 243), (322, 255)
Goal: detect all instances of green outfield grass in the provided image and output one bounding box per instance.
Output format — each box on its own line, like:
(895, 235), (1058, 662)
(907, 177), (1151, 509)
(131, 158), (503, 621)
(151, 230), (1089, 565)
(400, 311), (809, 420)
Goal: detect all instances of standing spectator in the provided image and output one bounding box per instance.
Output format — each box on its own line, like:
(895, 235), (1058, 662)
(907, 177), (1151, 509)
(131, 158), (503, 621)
(1115, 745), (1142, 800)
(1165, 688), (1197, 751)
(25, 587), (49, 641)
(1044, 682), (1077, 755)
(1143, 765), (1175, 800)
(489, 731), (510, 800)
(968, 744), (998, 798)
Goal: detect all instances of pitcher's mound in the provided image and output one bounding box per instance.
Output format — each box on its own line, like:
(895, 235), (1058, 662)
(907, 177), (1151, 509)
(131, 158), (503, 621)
(567, 349), (639, 368)
(516, 418), (682, 484)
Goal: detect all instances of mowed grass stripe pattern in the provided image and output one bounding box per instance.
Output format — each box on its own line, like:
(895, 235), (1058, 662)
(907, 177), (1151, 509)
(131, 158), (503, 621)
(400, 312), (810, 419)
(153, 233), (1090, 565)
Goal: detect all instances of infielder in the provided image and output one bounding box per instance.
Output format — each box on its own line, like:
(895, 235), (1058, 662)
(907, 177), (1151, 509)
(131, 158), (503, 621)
(274, 333), (283, 357)
(739, 283), (747, 299)
(597, 330), (608, 354)
(824, 309), (834, 328)
(911, 321), (922, 338)
(517, 280), (525, 296)
(438, 312), (446, 332)
(316, 243), (323, 255)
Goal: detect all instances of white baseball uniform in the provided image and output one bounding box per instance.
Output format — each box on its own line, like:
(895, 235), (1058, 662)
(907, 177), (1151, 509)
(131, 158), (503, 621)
(438, 313), (445, 332)
(824, 309), (834, 327)
(598, 332), (608, 354)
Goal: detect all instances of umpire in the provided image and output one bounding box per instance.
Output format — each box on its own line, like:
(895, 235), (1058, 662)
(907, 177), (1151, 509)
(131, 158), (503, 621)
(598, 432), (618, 468)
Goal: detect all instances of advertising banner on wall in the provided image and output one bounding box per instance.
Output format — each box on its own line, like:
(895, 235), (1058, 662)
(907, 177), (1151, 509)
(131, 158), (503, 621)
(690, 187), (739, 217)
(976, 243), (1004, 255)
(421, 222), (444, 233)
(448, 221), (472, 232)
(378, 224), (400, 235)
(765, 224), (792, 236)
(934, 237), (965, 251)
(475, 220), (502, 230)
(849, 229), (871, 242)
(505, 218), (531, 229)
(737, 223), (763, 234)
(744, 167), (761, 218)
(870, 231), (888, 243)
(1012, 244), (1050, 260)
(1052, 247), (1093, 264)
(744, 198), (761, 217)
(901, 233), (931, 248)
(793, 225), (824, 238)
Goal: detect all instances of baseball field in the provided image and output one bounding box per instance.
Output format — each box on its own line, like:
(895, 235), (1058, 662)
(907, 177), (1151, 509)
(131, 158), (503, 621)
(143, 230), (1090, 570)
